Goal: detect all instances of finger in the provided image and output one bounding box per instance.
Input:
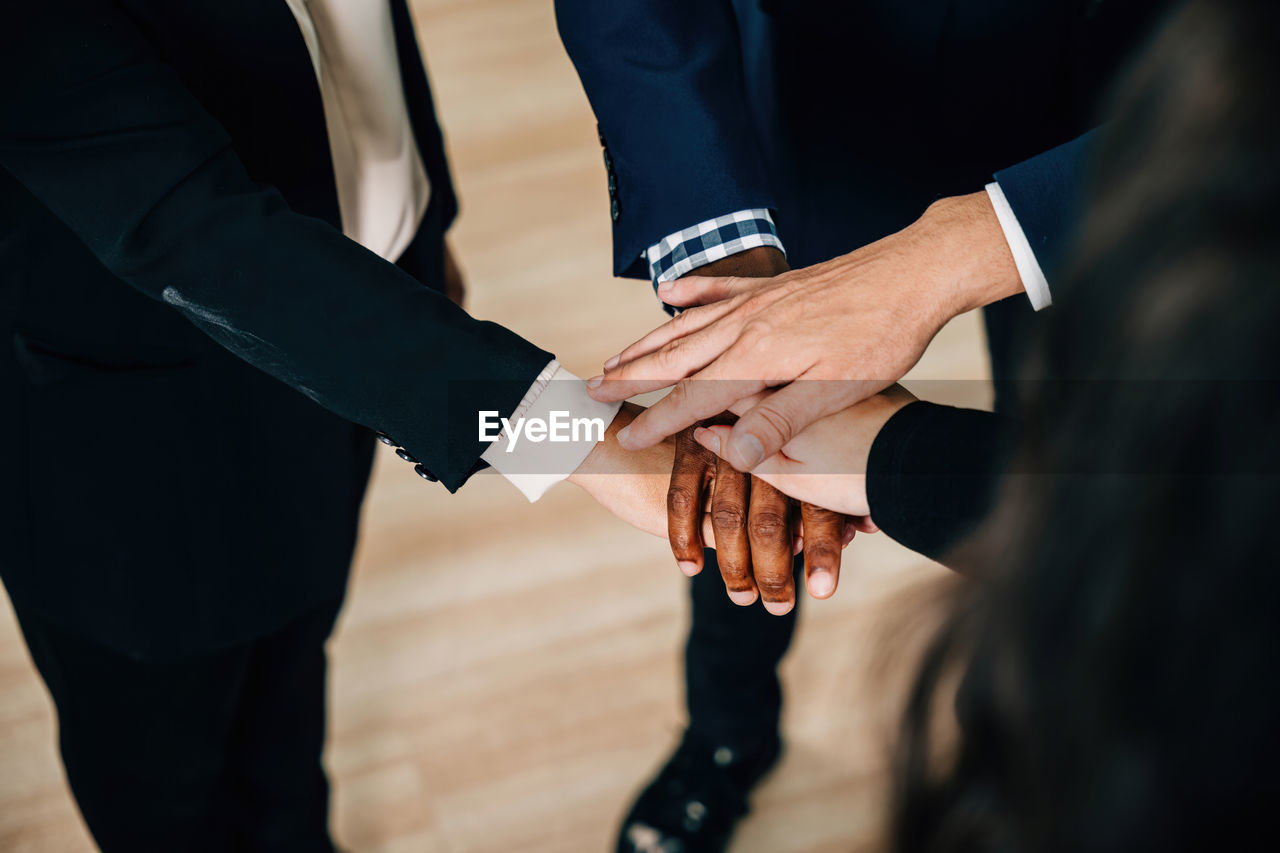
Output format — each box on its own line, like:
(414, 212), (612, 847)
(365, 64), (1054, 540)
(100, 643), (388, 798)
(701, 424), (868, 531)
(799, 503), (845, 600)
(588, 310), (744, 403)
(748, 480), (796, 616)
(710, 454), (757, 606)
(654, 274), (754, 308)
(694, 425), (804, 483)
(724, 378), (885, 470)
(616, 374), (766, 450)
(725, 389), (771, 418)
(599, 300), (737, 375)
(667, 430), (715, 577)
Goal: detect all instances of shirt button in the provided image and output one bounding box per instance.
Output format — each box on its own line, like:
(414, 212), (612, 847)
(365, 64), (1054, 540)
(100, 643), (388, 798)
(414, 464), (438, 483)
(611, 198), (620, 222)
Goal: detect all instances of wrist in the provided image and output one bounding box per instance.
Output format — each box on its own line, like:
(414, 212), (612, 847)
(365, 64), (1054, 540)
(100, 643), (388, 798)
(914, 191), (1024, 316)
(686, 246), (790, 280)
(568, 402), (642, 483)
(567, 403), (678, 540)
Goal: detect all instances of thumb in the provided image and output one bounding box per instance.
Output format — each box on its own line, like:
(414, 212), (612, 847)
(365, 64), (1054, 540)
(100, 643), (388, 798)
(723, 380), (848, 471)
(692, 424), (803, 483)
(656, 275), (751, 307)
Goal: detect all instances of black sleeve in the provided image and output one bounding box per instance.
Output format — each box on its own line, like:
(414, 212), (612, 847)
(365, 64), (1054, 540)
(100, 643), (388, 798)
(0, 0), (551, 492)
(865, 401), (1019, 566)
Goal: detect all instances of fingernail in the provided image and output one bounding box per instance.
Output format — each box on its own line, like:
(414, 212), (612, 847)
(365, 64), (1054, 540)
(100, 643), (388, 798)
(586, 374), (603, 390)
(728, 588), (758, 607)
(617, 425), (632, 446)
(677, 560), (700, 577)
(809, 569), (835, 598)
(693, 427), (720, 455)
(763, 599), (795, 616)
(657, 281), (674, 294)
(733, 433), (765, 469)
(603, 354), (620, 371)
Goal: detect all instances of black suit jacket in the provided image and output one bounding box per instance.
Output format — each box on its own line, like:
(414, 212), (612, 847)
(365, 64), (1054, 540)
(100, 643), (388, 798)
(0, 0), (551, 659)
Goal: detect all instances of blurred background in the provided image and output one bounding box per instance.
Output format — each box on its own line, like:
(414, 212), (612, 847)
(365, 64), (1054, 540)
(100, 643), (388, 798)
(0, 1), (992, 850)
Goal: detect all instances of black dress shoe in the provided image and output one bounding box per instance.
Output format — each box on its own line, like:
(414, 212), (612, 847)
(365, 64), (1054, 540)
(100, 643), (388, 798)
(616, 730), (782, 853)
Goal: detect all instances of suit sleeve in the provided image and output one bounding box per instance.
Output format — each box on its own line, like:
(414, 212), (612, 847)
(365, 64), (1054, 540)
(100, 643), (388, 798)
(865, 402), (1019, 566)
(0, 0), (552, 492)
(555, 0), (776, 278)
(993, 130), (1098, 280)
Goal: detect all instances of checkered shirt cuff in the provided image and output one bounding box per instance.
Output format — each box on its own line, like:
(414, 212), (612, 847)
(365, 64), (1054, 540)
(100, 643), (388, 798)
(645, 209), (785, 285)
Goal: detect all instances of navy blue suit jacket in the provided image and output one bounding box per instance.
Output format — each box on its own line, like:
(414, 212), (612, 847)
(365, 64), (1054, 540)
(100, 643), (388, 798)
(557, 0), (1165, 278)
(557, 0), (1167, 558)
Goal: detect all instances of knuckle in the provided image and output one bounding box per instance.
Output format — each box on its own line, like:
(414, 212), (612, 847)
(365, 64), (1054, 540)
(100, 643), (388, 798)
(675, 378), (707, 414)
(711, 503), (746, 531)
(802, 502), (841, 520)
(739, 310), (775, 339)
(673, 306), (699, 332)
(657, 336), (687, 371)
(805, 544), (840, 567)
(670, 532), (694, 555)
(717, 557), (750, 581)
(749, 511), (788, 541)
(667, 485), (698, 517)
(667, 379), (690, 408)
(756, 575), (792, 597)
(752, 404), (797, 445)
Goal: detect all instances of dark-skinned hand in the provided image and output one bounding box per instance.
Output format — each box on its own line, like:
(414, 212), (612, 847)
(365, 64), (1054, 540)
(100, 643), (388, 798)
(657, 248), (870, 614)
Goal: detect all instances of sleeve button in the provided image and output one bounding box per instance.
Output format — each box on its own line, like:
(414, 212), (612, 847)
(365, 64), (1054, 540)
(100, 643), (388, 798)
(395, 448), (418, 463)
(414, 464), (438, 483)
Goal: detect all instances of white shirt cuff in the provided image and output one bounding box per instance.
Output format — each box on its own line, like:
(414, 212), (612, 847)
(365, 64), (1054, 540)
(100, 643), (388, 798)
(480, 359), (622, 502)
(985, 182), (1053, 311)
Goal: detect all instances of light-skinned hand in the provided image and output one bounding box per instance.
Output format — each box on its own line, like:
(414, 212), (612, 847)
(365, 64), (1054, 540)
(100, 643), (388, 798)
(586, 192), (1021, 473)
(692, 386), (918, 518)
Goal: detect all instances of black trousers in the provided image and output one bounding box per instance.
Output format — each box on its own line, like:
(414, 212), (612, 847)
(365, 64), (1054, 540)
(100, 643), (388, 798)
(685, 551), (802, 748)
(13, 596), (344, 853)
(685, 296), (1032, 746)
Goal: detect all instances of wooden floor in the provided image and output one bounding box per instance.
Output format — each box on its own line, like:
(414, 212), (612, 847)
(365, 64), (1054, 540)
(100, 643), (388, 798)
(0, 1), (992, 850)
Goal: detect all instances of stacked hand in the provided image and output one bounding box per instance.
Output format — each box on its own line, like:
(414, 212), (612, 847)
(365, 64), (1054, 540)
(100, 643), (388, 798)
(664, 420), (877, 614)
(585, 192), (1021, 470)
(575, 247), (894, 614)
(693, 385), (918, 517)
(573, 194), (1026, 608)
(568, 403), (873, 615)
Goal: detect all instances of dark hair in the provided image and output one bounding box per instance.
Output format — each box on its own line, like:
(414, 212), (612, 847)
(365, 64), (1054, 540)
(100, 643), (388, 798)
(893, 2), (1280, 851)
